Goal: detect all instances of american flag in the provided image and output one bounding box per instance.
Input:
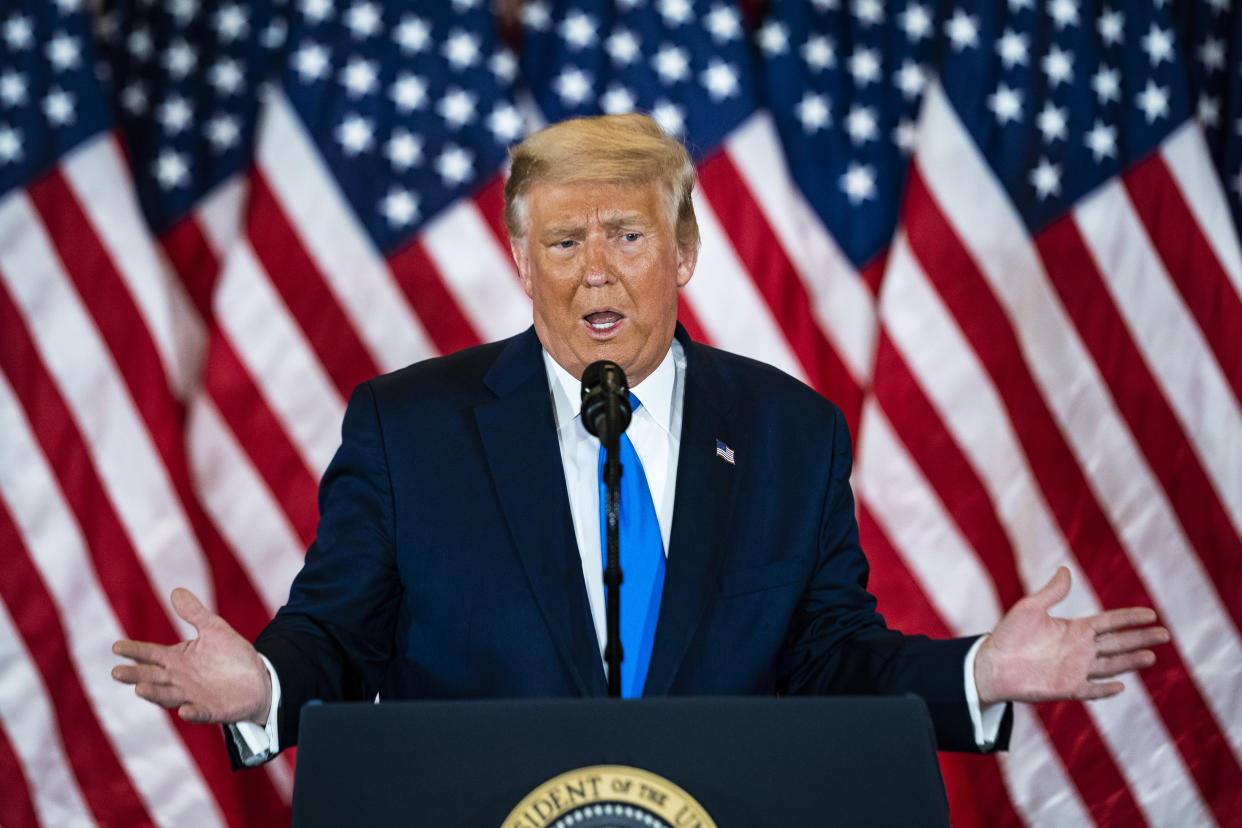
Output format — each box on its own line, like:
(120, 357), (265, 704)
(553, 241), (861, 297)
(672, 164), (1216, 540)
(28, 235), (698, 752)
(1, 0), (1238, 824)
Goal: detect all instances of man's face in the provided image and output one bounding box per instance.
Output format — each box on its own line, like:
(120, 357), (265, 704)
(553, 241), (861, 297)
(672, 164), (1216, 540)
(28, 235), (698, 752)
(511, 179), (697, 386)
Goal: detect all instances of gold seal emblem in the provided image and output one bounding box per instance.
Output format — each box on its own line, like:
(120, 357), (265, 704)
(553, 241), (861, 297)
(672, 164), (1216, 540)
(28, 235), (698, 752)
(503, 764), (717, 828)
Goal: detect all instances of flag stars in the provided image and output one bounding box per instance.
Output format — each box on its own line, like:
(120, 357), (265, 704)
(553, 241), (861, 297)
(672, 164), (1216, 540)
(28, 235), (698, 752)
(894, 119), (918, 154)
(206, 114), (241, 151)
(607, 29), (640, 65)
(796, 92), (831, 133)
(46, 33), (81, 72)
(758, 21), (789, 56)
(1084, 120), (1117, 161)
(154, 150), (189, 189)
(436, 88), (477, 129)
(988, 83), (1023, 124)
(3, 15), (33, 50)
(996, 29), (1029, 69)
(209, 58), (245, 97)
(1142, 24), (1173, 66)
(1198, 38), (1225, 74)
(1048, 0), (1078, 29)
(898, 3), (933, 42)
(658, 0), (694, 27)
(163, 39), (197, 80)
(853, 0), (884, 26)
(443, 30), (480, 70)
(1136, 80), (1169, 123)
(848, 47), (881, 85)
(521, 1), (551, 31)
(1036, 101), (1068, 143)
(1029, 157), (1061, 199)
(340, 57), (379, 97)
(391, 73), (428, 111)
(345, 2), (382, 39)
(894, 60), (927, 99)
(1098, 9), (1123, 46)
(945, 10), (979, 51)
(169, 0), (199, 26)
(1041, 45), (1073, 87)
(1198, 96), (1220, 129)
(158, 95), (193, 134)
(128, 28), (154, 62)
(705, 4), (741, 42)
(700, 60), (739, 100)
(381, 188), (418, 228)
(651, 99), (685, 136)
(554, 66), (594, 106)
(293, 42), (331, 83)
(0, 71), (27, 106)
(840, 162), (876, 204)
(0, 126), (21, 164)
(394, 16), (430, 53)
(845, 105), (878, 144)
(490, 50), (517, 82)
(560, 11), (597, 50)
(336, 114), (374, 155)
(436, 144), (474, 186)
(301, 0), (333, 24)
(214, 5), (249, 42)
(385, 129), (422, 170)
(1092, 66), (1120, 105)
(487, 102), (524, 142)
(120, 82), (147, 115)
(601, 84), (637, 114)
(802, 35), (835, 72)
(653, 45), (691, 84)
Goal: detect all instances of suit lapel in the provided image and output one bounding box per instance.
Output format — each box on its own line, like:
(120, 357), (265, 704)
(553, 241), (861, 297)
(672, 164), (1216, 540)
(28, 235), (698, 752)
(644, 329), (737, 695)
(474, 330), (607, 696)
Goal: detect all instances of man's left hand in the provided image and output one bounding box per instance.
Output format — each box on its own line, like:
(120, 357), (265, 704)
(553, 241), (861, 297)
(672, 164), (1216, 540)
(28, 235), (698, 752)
(973, 567), (1171, 707)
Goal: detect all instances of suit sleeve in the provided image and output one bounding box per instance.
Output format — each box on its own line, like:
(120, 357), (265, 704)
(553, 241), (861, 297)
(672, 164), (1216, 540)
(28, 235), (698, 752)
(240, 381), (403, 760)
(777, 405), (1012, 753)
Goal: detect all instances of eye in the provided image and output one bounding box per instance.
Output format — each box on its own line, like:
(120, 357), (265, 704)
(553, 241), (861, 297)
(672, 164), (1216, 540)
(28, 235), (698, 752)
(623, 232), (641, 242)
(555, 239), (576, 249)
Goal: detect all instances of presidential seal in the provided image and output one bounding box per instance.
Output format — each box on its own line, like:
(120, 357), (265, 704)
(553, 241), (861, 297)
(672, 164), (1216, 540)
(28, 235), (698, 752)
(503, 765), (717, 828)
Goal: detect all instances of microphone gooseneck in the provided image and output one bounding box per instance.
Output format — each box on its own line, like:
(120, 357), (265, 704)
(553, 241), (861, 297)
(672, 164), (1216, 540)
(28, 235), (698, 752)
(580, 360), (632, 698)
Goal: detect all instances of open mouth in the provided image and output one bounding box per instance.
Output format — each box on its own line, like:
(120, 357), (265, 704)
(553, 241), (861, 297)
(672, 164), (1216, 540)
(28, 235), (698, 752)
(583, 310), (624, 335)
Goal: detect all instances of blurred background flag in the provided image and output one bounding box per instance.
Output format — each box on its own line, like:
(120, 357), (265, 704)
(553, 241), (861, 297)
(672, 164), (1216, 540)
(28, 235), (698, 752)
(1, 1), (1239, 826)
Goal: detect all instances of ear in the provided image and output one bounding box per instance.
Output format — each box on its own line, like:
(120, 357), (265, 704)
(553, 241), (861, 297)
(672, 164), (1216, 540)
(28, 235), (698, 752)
(510, 237), (534, 299)
(675, 242), (698, 289)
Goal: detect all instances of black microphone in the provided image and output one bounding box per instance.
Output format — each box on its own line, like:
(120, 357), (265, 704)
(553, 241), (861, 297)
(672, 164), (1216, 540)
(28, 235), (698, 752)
(579, 360), (632, 445)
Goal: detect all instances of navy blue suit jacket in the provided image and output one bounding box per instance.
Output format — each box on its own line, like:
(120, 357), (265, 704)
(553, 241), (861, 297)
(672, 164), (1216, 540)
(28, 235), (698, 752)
(249, 325), (1010, 759)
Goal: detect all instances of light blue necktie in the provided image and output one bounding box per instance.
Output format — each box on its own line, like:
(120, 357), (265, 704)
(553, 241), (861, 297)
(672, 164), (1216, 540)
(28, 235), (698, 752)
(597, 393), (666, 698)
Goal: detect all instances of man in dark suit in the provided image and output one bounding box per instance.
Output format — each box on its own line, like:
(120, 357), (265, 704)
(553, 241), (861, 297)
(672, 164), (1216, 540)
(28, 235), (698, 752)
(113, 114), (1168, 767)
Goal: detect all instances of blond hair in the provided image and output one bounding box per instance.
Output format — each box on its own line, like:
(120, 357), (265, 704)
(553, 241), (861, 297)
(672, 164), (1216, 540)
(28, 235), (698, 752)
(504, 113), (699, 252)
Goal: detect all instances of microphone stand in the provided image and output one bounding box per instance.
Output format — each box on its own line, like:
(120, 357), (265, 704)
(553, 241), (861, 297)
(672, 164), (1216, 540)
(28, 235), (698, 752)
(602, 392), (623, 698)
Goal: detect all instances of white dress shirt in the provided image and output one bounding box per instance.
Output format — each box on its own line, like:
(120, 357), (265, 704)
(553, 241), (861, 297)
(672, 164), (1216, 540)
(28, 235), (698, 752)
(232, 339), (1001, 763)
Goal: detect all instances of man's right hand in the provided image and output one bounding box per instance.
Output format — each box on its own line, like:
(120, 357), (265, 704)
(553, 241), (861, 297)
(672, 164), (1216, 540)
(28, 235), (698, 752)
(112, 588), (272, 726)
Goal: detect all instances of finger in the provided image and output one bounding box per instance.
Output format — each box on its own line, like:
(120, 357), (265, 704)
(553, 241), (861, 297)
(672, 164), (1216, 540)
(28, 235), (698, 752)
(134, 682), (189, 709)
(111, 664), (171, 686)
(178, 703), (216, 724)
(1089, 650), (1157, 680)
(1077, 680), (1125, 701)
(1089, 607), (1159, 635)
(112, 639), (170, 666)
(1029, 566), (1071, 611)
(170, 588), (213, 632)
(1095, 626), (1170, 655)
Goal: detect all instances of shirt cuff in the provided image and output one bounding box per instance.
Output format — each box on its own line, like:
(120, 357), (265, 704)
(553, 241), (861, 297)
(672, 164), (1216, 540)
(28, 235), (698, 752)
(964, 636), (1005, 750)
(226, 654), (282, 767)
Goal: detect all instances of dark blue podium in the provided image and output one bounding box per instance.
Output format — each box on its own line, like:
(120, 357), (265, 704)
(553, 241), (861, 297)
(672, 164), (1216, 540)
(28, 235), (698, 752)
(291, 696), (950, 827)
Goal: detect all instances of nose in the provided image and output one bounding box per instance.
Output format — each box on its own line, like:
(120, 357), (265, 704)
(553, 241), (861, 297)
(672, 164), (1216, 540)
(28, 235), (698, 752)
(582, 237), (611, 287)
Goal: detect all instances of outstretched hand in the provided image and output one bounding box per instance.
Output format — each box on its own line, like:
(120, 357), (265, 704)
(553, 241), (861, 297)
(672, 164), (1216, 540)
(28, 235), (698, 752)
(973, 567), (1170, 707)
(112, 588), (271, 726)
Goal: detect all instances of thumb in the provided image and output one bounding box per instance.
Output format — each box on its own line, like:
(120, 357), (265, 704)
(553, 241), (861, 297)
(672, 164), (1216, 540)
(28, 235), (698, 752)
(1030, 566), (1071, 611)
(170, 588), (213, 632)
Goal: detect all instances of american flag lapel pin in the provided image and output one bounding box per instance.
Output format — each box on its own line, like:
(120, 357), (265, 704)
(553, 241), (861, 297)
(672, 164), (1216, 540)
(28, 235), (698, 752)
(715, 439), (735, 465)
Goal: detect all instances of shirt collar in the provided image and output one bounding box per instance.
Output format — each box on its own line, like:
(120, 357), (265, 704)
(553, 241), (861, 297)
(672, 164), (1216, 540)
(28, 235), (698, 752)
(543, 342), (678, 436)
